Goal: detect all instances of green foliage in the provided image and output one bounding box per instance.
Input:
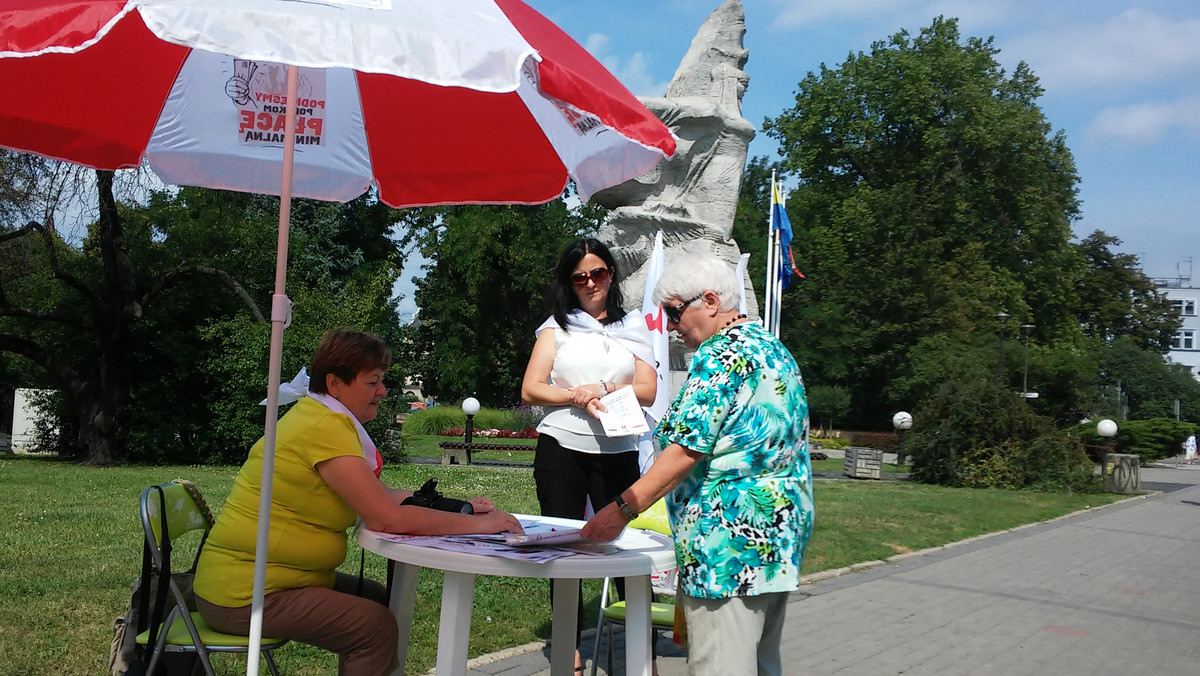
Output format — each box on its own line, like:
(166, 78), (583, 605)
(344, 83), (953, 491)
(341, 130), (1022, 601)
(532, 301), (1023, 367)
(402, 406), (543, 436)
(806, 385), (852, 430)
(1093, 338), (1200, 422)
(761, 17), (1086, 422)
(851, 431), (900, 453)
(1070, 417), (1198, 464)
(1075, 231), (1179, 352)
(401, 406), (466, 436)
(905, 379), (1100, 492)
(811, 435), (850, 450)
(401, 198), (605, 406)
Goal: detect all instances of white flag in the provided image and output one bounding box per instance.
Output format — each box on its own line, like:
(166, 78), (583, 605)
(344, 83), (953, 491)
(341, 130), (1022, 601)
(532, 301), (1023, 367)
(735, 252), (751, 315)
(637, 231), (669, 473)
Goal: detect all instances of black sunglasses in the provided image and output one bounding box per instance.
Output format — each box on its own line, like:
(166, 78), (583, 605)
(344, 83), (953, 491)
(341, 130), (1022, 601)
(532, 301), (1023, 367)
(663, 294), (703, 324)
(570, 266), (612, 287)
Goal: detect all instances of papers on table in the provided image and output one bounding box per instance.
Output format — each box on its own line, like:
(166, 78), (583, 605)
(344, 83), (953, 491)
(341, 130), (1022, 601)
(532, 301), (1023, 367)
(504, 520), (586, 545)
(372, 532), (585, 563)
(367, 517), (670, 564)
(596, 386), (650, 436)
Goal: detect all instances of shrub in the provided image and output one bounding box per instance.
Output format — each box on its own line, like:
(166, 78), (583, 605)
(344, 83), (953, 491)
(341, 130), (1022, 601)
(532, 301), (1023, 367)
(812, 436), (850, 450)
(1069, 418), (1198, 464)
(849, 431), (899, 453)
(401, 406), (464, 435)
(808, 385), (851, 431)
(904, 379), (1099, 492)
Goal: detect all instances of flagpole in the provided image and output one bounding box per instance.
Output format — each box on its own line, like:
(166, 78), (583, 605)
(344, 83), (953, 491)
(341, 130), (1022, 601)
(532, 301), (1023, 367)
(764, 171), (778, 332)
(773, 188), (785, 338)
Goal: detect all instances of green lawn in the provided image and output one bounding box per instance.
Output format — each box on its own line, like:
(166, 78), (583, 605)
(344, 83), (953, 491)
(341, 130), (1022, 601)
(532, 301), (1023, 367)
(0, 454), (1120, 675)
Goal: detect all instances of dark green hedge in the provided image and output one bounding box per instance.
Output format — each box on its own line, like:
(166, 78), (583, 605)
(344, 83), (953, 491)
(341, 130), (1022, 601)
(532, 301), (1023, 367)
(1069, 418), (1198, 464)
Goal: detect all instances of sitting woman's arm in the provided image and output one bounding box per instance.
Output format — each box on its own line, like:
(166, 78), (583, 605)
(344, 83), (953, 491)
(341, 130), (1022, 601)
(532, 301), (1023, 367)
(317, 456), (521, 535)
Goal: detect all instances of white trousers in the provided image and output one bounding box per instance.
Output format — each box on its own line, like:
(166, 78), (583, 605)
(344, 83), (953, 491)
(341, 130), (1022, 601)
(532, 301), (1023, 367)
(682, 591), (790, 676)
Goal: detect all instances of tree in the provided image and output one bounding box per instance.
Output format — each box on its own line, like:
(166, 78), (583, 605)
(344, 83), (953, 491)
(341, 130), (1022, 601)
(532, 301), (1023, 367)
(403, 198), (605, 405)
(1075, 231), (1178, 352)
(0, 157), (413, 464)
(762, 17), (1084, 420)
(0, 171), (267, 464)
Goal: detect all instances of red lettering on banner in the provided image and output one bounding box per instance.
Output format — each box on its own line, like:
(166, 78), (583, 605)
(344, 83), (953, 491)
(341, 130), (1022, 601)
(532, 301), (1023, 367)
(238, 110), (255, 132)
(272, 115), (287, 132)
(307, 118), (323, 136)
(645, 307), (664, 333)
(256, 112), (270, 130)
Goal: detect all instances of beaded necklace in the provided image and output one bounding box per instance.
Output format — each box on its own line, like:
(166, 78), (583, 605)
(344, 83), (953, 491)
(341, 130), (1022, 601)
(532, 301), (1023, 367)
(721, 313), (748, 331)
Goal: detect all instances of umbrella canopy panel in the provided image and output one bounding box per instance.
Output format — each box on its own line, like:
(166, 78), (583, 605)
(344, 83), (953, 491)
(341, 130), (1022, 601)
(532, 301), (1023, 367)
(0, 0), (676, 205)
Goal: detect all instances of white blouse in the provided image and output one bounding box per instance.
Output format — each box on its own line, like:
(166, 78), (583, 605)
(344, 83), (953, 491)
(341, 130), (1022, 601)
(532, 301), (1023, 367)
(536, 313), (646, 454)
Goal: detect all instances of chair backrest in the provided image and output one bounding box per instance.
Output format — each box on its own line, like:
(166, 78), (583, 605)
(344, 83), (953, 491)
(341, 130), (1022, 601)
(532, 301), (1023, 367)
(628, 498), (670, 536)
(140, 481), (213, 560)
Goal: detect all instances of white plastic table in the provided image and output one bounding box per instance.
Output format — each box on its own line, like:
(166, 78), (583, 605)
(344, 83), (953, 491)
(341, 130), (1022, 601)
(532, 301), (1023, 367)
(358, 515), (677, 676)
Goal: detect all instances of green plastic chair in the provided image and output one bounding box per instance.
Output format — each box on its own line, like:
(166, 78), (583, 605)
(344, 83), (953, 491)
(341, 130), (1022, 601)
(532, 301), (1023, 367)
(137, 482), (288, 676)
(590, 498), (677, 676)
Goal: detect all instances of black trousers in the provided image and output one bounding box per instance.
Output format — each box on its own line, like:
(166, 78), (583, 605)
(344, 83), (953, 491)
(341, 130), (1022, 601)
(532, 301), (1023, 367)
(534, 433), (641, 646)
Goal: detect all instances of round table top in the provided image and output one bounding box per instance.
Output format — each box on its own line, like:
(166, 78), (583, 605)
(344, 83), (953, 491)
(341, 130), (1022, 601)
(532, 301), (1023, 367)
(358, 514), (677, 579)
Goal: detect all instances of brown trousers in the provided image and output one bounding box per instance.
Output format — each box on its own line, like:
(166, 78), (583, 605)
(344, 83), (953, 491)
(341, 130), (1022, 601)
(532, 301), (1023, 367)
(196, 572), (399, 676)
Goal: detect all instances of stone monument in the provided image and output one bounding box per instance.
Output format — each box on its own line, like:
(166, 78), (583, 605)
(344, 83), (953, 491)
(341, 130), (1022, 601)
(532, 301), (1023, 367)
(595, 0), (758, 340)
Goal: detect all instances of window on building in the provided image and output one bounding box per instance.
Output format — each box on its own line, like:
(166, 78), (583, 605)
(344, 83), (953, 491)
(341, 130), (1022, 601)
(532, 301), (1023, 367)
(1173, 330), (1195, 350)
(1172, 299), (1196, 316)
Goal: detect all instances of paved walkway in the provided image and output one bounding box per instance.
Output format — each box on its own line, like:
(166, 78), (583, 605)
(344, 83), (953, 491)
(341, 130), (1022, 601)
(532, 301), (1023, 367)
(458, 459), (1200, 676)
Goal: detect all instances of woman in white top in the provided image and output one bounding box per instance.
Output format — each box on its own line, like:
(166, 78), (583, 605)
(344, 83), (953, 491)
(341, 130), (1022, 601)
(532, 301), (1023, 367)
(522, 237), (656, 673)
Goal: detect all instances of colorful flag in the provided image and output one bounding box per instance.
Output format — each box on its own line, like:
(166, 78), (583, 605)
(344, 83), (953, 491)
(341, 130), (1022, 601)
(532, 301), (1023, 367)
(772, 182), (804, 289)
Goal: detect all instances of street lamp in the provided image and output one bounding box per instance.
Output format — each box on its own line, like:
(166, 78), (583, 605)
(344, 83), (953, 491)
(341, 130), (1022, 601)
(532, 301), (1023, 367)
(1097, 418), (1118, 465)
(893, 411), (913, 464)
(1021, 323), (1035, 398)
(995, 312), (1010, 380)
(462, 397), (480, 463)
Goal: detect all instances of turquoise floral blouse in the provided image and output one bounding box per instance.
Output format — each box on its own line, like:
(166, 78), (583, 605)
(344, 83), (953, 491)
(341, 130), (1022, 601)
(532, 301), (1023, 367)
(657, 321), (813, 599)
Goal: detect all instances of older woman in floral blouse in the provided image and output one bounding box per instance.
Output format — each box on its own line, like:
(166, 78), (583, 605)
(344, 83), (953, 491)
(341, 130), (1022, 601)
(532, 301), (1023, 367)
(583, 253), (813, 676)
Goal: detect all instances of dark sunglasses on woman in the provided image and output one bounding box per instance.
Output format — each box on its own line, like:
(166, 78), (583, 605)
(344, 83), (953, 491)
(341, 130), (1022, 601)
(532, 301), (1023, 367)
(663, 294), (703, 324)
(570, 267), (612, 287)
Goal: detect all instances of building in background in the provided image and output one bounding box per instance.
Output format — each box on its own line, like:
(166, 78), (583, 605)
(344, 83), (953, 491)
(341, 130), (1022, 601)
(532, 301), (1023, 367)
(1153, 270), (1200, 380)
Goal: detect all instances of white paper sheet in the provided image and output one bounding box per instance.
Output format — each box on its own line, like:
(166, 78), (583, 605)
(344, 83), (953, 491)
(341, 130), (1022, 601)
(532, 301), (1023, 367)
(597, 386), (650, 436)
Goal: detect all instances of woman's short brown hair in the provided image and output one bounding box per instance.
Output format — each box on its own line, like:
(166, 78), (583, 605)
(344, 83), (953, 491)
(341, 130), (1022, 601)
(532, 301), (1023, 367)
(309, 329), (391, 394)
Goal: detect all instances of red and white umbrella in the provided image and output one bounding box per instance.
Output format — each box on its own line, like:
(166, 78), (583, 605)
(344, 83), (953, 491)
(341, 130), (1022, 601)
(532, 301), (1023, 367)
(0, 0), (674, 204)
(0, 1), (674, 672)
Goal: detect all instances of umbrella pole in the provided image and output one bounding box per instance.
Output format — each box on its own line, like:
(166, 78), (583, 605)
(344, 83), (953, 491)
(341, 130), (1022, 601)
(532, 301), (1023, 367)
(247, 64), (301, 676)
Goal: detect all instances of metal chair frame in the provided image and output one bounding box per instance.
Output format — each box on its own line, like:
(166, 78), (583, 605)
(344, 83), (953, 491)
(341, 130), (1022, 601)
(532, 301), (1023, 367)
(589, 499), (677, 676)
(138, 482), (287, 676)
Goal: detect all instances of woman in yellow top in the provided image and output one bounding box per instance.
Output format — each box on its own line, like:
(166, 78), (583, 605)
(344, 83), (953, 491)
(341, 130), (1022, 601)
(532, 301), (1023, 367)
(194, 329), (522, 675)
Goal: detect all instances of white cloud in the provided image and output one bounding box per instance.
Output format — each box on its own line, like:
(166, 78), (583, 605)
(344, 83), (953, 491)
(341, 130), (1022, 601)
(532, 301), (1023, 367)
(1085, 96), (1200, 146)
(582, 32), (673, 97)
(1003, 9), (1200, 93)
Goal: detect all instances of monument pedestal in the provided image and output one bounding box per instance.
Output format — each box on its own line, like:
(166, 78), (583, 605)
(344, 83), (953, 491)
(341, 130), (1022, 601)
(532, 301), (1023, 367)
(1103, 453), (1140, 495)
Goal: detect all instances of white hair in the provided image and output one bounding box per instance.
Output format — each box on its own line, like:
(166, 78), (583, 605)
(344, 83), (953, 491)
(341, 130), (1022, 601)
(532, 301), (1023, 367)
(652, 253), (741, 312)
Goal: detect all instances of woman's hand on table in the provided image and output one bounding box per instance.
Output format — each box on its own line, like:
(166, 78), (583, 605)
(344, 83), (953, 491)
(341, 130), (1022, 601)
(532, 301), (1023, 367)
(468, 497), (495, 514)
(580, 503), (626, 543)
(476, 509), (524, 534)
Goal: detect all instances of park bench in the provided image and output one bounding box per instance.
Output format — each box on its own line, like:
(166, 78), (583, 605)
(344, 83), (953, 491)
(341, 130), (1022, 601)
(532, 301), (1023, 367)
(437, 440), (536, 465)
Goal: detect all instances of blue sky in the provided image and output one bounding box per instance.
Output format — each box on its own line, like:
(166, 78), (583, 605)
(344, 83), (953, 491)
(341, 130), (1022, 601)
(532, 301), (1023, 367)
(388, 0), (1200, 319)
(523, 0), (1199, 277)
